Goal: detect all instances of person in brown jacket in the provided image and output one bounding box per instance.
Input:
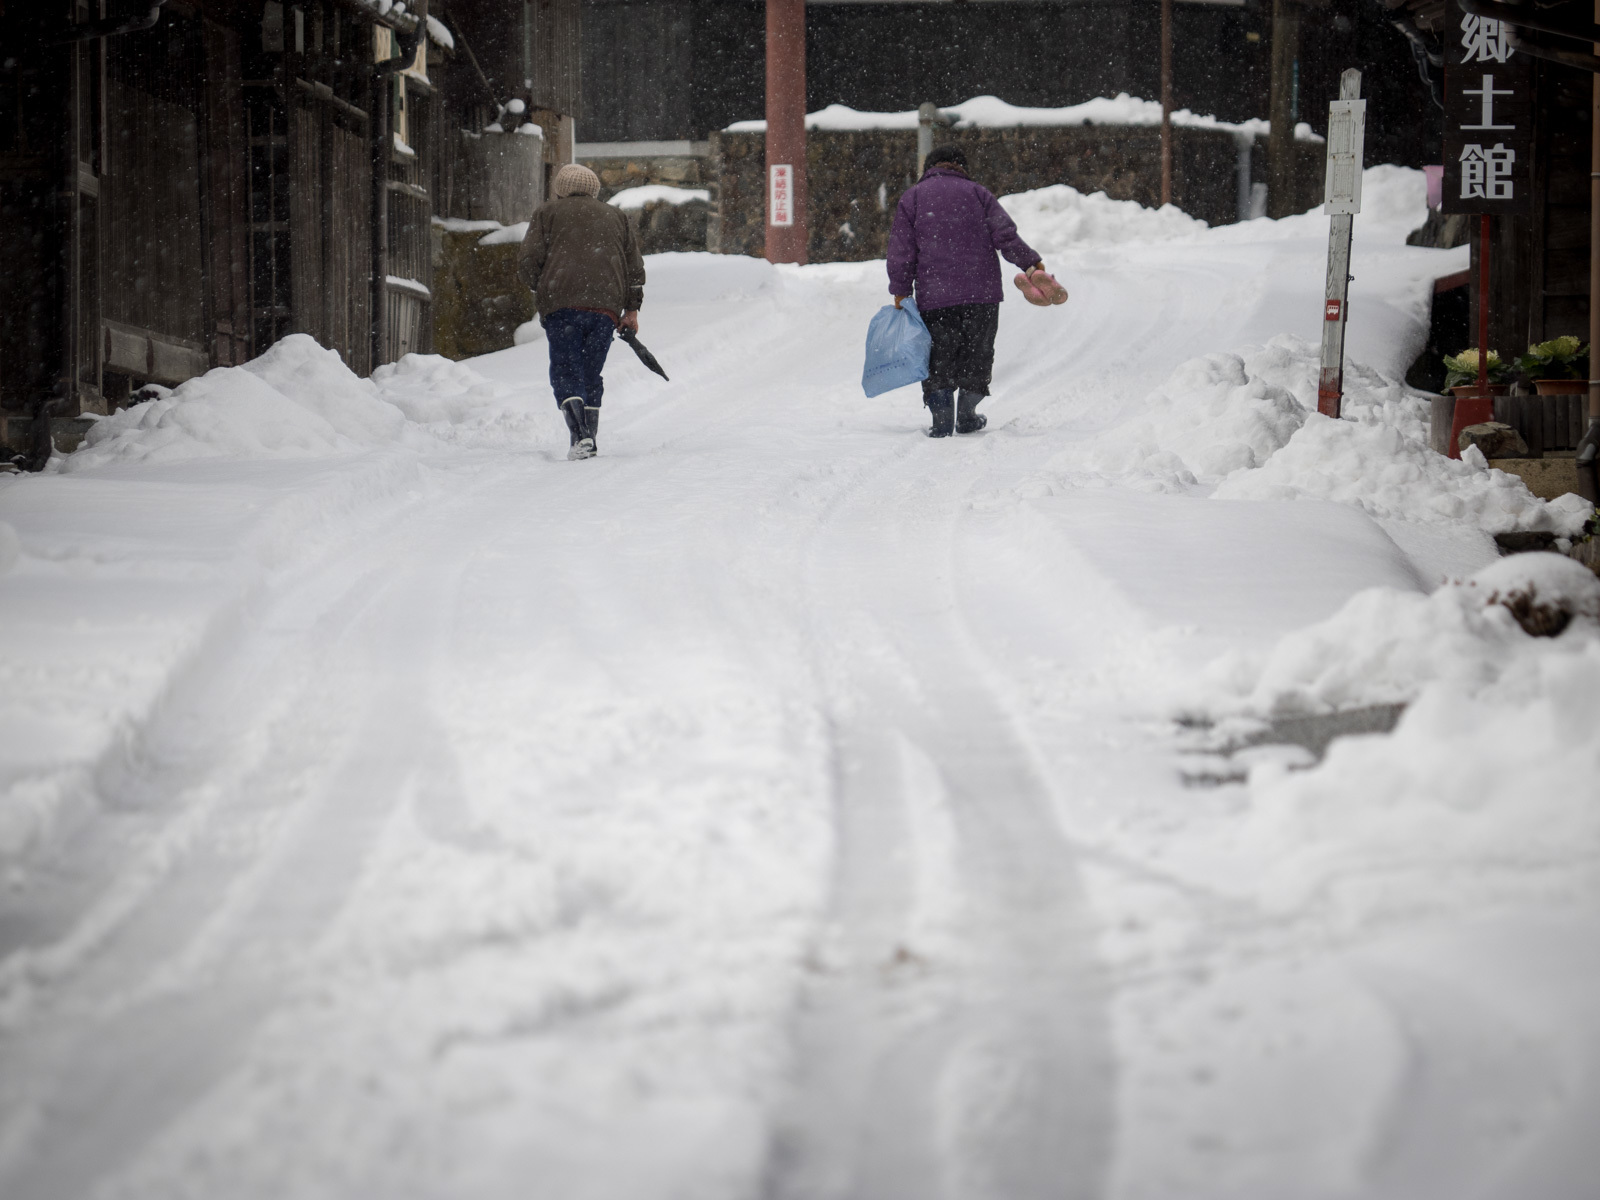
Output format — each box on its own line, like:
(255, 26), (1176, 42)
(518, 163), (647, 460)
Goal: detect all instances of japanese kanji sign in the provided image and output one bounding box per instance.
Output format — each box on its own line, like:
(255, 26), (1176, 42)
(1442, 1), (1532, 215)
(769, 164), (794, 228)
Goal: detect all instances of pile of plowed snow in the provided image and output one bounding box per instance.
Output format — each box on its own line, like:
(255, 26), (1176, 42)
(67, 336), (524, 469)
(1060, 334), (1590, 535)
(1184, 552), (1600, 922)
(1000, 185), (1207, 253)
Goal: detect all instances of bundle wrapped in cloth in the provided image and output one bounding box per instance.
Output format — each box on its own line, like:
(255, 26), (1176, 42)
(1014, 267), (1068, 307)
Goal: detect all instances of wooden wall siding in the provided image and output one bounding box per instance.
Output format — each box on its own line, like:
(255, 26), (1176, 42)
(386, 79), (433, 359)
(101, 17), (207, 354)
(1534, 61), (1591, 344)
(531, 0), (581, 117)
(245, 84), (292, 354)
(203, 18), (252, 368)
(1478, 59), (1590, 361)
(290, 83), (373, 374)
(581, 0), (691, 140)
(0, 45), (63, 411)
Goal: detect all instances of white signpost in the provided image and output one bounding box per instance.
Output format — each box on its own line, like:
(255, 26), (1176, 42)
(1318, 69), (1366, 419)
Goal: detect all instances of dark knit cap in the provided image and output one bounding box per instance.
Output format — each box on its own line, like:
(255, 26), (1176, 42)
(923, 145), (967, 172)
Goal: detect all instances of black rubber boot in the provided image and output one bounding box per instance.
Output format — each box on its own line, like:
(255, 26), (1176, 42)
(956, 389), (987, 434)
(925, 389), (955, 438)
(584, 406), (601, 455)
(562, 397), (594, 460)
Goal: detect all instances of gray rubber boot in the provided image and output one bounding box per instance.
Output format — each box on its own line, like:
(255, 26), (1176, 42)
(925, 389), (955, 438)
(956, 389), (987, 434)
(584, 406), (601, 455)
(562, 397), (595, 460)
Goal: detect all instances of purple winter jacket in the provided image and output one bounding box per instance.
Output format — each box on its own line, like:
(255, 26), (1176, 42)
(886, 166), (1041, 311)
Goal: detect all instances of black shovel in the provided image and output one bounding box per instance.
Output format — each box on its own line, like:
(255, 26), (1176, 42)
(618, 327), (669, 381)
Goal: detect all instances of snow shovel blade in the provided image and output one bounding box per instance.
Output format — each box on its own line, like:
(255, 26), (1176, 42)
(619, 328), (669, 381)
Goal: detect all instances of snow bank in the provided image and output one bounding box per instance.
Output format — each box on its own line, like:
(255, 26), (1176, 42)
(370, 354), (507, 426)
(1206, 163), (1429, 245)
(1209, 552), (1600, 716)
(370, 353), (544, 446)
(1004, 165), (1427, 258)
(1191, 555), (1600, 922)
(609, 185), (711, 210)
(727, 93), (1322, 142)
(1213, 386), (1592, 535)
(1067, 334), (1588, 535)
(68, 336), (408, 470)
(1240, 640), (1600, 922)
(1000, 184), (1207, 253)
(65, 337), (532, 469)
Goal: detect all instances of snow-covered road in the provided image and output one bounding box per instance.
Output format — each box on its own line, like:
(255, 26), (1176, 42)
(3, 169), (1599, 1199)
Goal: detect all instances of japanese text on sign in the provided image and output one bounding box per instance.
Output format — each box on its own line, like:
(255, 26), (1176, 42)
(1459, 143), (1516, 200)
(1442, 2), (1530, 215)
(769, 164), (793, 228)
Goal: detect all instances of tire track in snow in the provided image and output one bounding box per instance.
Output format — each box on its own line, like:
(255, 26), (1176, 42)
(0, 464), (518, 1200)
(767, 469), (1114, 1200)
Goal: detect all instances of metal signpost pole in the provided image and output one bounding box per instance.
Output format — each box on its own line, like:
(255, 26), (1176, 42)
(1317, 69), (1364, 419)
(765, 0), (807, 265)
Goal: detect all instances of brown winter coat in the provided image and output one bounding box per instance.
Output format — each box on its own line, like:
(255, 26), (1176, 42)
(517, 195), (646, 319)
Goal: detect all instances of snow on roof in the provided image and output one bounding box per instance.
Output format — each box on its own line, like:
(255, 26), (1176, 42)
(725, 93), (1323, 142)
(609, 185), (712, 210)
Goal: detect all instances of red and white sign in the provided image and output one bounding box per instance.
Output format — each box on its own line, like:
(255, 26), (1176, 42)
(1325, 299), (1342, 321)
(769, 163), (793, 228)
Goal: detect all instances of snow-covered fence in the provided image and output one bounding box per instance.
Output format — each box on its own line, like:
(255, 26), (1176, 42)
(713, 96), (1326, 264)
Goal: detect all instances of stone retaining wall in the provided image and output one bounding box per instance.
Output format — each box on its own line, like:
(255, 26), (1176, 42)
(711, 125), (1325, 263)
(432, 229), (533, 361)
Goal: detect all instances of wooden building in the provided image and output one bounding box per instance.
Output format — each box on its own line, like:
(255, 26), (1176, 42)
(1384, 0), (1593, 461)
(0, 0), (581, 469)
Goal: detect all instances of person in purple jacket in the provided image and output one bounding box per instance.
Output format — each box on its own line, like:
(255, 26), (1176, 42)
(887, 145), (1048, 436)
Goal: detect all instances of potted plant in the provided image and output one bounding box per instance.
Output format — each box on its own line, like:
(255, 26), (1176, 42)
(1516, 336), (1590, 395)
(1443, 348), (1512, 394)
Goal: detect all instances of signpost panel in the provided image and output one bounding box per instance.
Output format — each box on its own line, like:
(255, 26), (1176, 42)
(1318, 70), (1365, 419)
(1441, 1), (1532, 216)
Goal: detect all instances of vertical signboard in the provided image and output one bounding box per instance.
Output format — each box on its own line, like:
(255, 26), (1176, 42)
(769, 163), (794, 228)
(1442, 2), (1532, 215)
(1318, 70), (1365, 418)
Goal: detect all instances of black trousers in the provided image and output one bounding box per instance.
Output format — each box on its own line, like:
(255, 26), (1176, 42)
(921, 302), (999, 398)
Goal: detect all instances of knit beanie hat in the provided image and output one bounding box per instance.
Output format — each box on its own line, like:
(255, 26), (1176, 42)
(553, 163), (601, 198)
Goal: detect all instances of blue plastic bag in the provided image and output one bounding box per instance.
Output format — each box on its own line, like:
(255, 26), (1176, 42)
(861, 297), (932, 397)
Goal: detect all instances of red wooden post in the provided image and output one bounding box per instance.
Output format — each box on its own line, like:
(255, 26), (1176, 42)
(1449, 213), (1496, 458)
(1477, 213), (1491, 388)
(1160, 0), (1173, 206)
(765, 0), (807, 264)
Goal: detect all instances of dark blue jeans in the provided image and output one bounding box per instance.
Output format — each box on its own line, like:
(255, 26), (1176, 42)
(543, 308), (616, 407)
